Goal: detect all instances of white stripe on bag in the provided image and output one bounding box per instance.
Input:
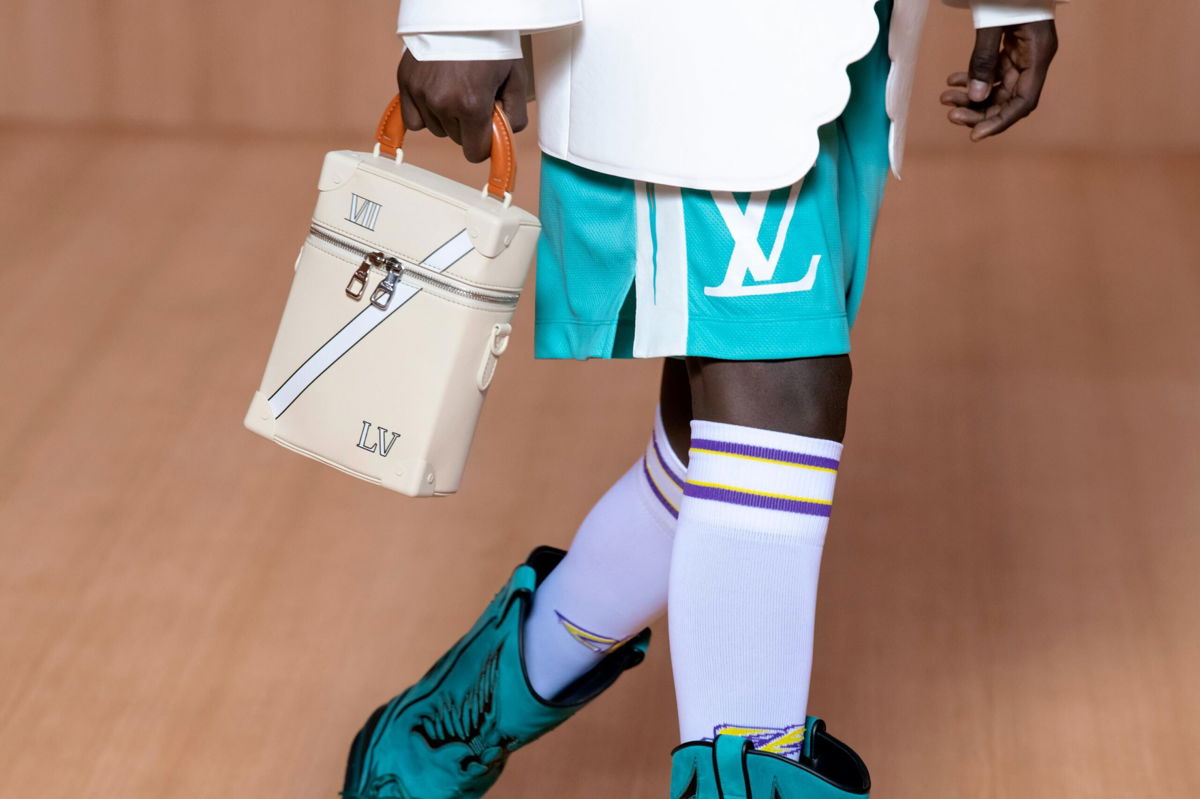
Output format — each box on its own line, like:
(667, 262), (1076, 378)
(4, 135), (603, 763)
(267, 229), (473, 418)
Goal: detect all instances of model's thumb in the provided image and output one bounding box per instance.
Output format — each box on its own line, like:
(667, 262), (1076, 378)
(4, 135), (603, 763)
(968, 26), (1003, 102)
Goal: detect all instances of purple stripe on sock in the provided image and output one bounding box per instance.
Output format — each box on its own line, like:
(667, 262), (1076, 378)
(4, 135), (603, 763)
(690, 438), (840, 471)
(652, 436), (685, 488)
(642, 457), (680, 518)
(684, 481), (832, 517)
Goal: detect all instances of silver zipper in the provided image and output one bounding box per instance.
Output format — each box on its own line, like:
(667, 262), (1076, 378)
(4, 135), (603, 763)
(397, 266), (518, 307)
(306, 223), (518, 309)
(365, 264), (390, 308)
(308, 224), (377, 263)
(346, 252), (388, 300)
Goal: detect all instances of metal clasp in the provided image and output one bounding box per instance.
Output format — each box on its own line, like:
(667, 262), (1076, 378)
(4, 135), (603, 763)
(370, 261), (402, 310)
(346, 253), (385, 301)
(345, 269), (370, 300)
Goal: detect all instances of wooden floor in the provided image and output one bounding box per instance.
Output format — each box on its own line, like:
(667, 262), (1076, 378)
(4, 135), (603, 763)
(0, 124), (1197, 799)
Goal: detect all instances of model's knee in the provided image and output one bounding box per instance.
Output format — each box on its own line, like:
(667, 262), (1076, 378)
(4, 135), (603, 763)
(686, 355), (852, 442)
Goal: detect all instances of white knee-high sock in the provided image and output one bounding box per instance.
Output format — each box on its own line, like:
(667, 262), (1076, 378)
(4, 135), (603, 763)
(668, 419), (843, 759)
(522, 408), (685, 699)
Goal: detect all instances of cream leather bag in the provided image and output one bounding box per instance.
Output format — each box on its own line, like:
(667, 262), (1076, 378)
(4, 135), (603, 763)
(245, 97), (540, 496)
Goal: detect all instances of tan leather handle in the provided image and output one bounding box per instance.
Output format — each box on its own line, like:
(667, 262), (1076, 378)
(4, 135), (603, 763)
(375, 94), (516, 200)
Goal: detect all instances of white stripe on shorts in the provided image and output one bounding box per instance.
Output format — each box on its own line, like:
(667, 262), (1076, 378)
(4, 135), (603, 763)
(632, 182), (689, 357)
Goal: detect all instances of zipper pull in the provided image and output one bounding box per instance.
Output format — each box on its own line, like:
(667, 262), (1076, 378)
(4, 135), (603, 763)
(370, 259), (403, 309)
(346, 252), (386, 301)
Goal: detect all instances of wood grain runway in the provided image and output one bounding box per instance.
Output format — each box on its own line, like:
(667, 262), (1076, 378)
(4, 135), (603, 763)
(0, 124), (1196, 798)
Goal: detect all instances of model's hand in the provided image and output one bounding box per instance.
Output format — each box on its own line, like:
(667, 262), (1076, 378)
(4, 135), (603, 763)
(397, 50), (528, 163)
(941, 20), (1057, 141)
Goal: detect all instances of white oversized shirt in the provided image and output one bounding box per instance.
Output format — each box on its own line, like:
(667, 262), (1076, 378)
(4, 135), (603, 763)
(398, 0), (1062, 191)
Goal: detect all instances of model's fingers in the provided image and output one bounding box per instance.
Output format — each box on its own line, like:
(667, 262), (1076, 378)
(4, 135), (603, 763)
(948, 106), (985, 127)
(940, 88), (971, 107)
(967, 27), (1004, 102)
(970, 90), (1036, 139)
(972, 55), (1051, 140)
(946, 71), (970, 88)
(411, 92), (448, 138)
(441, 112), (464, 147)
(396, 55), (426, 132)
(972, 20), (1057, 140)
(460, 107), (494, 163)
(399, 89), (425, 132)
(499, 65), (529, 133)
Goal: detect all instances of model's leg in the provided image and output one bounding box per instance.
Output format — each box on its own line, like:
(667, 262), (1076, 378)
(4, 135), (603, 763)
(669, 355), (850, 758)
(659, 357), (695, 463)
(522, 359), (691, 698)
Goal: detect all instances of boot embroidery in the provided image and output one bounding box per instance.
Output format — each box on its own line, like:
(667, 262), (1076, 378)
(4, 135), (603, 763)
(411, 645), (519, 770)
(343, 555), (652, 799)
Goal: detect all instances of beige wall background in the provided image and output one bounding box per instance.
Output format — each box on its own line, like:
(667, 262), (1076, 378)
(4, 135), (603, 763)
(2, 1), (1197, 153)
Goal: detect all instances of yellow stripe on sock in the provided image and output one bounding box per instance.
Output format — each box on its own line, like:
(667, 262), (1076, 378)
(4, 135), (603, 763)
(686, 479), (832, 506)
(689, 448), (838, 474)
(559, 618), (622, 652)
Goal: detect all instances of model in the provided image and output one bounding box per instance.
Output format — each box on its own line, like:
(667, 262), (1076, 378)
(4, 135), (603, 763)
(342, 1), (1062, 797)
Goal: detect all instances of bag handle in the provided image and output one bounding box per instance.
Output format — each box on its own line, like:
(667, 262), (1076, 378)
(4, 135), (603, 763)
(374, 94), (517, 203)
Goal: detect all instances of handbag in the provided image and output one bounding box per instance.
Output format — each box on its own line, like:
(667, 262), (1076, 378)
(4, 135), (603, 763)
(244, 96), (540, 496)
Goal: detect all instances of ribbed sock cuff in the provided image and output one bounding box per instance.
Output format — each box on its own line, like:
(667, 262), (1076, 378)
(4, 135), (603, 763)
(682, 420), (843, 539)
(639, 405), (687, 522)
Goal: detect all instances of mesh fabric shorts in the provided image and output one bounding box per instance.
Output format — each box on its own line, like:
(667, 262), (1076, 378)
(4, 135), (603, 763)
(534, 0), (893, 360)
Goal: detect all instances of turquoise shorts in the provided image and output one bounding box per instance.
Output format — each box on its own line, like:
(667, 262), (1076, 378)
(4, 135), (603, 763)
(534, 0), (893, 361)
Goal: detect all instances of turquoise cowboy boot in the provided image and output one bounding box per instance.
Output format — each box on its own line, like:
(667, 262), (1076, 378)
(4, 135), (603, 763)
(670, 718), (870, 799)
(342, 546), (651, 799)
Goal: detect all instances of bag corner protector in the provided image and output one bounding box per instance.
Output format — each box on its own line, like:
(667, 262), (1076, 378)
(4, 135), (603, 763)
(382, 460), (439, 497)
(243, 391), (277, 439)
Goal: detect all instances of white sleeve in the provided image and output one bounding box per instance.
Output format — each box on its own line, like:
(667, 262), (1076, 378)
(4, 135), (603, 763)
(397, 0), (581, 36)
(943, 0), (1062, 29)
(402, 31), (523, 61)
